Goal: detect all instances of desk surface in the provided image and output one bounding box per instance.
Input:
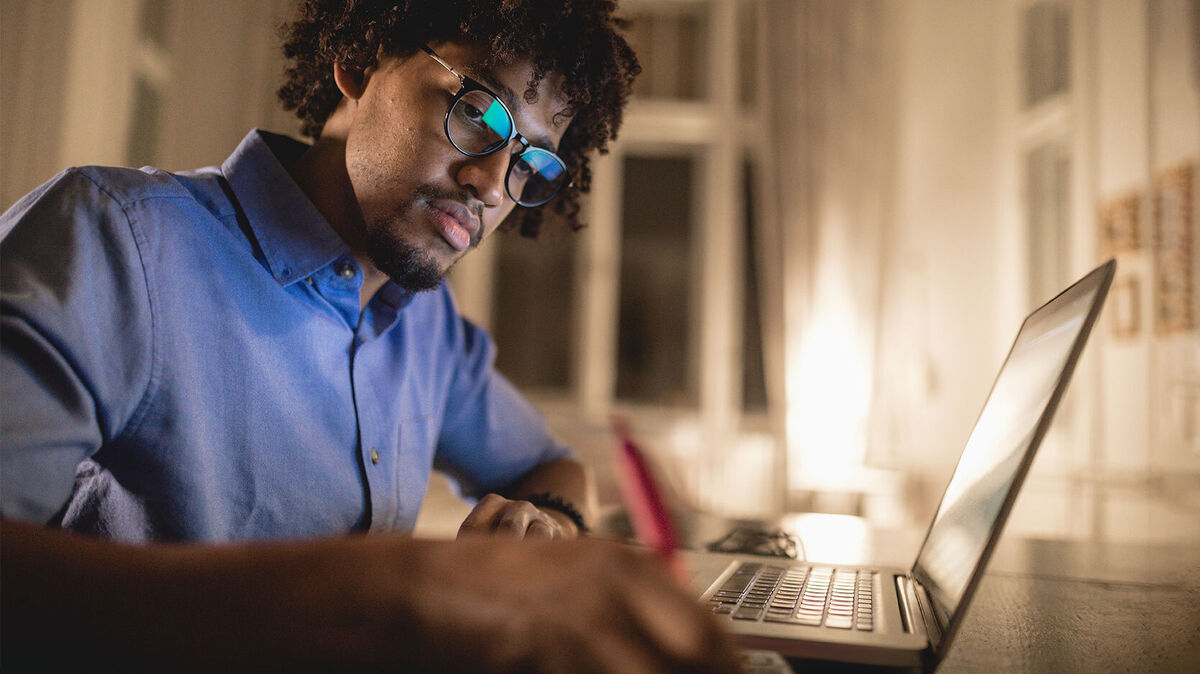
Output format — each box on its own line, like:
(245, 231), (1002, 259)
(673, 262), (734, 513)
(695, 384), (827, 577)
(938, 537), (1200, 672)
(644, 512), (1200, 672)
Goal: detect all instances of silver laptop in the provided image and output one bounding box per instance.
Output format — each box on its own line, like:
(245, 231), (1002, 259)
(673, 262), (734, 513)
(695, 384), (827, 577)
(688, 259), (1115, 669)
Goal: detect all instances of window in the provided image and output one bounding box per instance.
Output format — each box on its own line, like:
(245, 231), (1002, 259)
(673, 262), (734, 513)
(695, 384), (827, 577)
(485, 1), (768, 508)
(1018, 0), (1073, 306)
(1025, 142), (1071, 307)
(616, 153), (699, 407)
(491, 222), (578, 392)
(626, 1), (710, 101)
(1022, 0), (1070, 107)
(1011, 0), (1081, 494)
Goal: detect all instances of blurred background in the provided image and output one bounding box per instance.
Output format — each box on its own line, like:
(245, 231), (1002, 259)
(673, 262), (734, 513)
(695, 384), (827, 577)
(3, 0), (1198, 546)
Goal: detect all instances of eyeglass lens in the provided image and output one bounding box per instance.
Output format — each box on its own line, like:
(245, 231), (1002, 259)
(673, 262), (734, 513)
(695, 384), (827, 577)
(447, 91), (568, 206)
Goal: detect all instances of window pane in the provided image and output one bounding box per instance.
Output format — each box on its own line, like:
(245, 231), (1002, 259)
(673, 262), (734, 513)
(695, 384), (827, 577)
(1023, 1), (1070, 107)
(491, 223), (578, 391)
(616, 155), (697, 406)
(1025, 142), (1071, 307)
(625, 4), (709, 100)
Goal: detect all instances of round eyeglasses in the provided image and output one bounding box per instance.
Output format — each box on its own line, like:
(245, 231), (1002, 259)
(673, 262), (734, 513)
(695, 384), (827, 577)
(421, 45), (570, 208)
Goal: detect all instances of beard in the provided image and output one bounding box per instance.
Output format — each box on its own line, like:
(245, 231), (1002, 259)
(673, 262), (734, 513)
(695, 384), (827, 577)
(363, 184), (473, 292)
(364, 229), (444, 292)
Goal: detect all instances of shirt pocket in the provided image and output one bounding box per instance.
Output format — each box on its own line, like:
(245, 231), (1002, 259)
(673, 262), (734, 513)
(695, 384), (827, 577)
(385, 408), (437, 530)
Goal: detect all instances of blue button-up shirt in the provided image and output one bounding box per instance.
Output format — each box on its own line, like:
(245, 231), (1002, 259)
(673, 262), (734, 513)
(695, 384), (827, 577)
(0, 130), (571, 542)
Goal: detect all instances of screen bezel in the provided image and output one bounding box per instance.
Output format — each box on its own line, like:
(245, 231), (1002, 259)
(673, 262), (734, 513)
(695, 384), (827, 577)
(909, 259), (1115, 664)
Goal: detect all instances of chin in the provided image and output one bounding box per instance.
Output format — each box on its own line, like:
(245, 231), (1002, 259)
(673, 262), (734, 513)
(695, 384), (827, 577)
(365, 229), (447, 292)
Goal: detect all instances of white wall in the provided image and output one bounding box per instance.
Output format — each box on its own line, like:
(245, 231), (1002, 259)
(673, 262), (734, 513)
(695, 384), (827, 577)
(1089, 0), (1200, 542)
(156, 0), (297, 171)
(1, 0), (75, 209)
(1, 0), (296, 211)
(873, 0), (1007, 522)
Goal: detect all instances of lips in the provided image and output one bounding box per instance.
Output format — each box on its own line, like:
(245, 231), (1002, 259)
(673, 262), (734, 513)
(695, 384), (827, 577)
(427, 200), (480, 252)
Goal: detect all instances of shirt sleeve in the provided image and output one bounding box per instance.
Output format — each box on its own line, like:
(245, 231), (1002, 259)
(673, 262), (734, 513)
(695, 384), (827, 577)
(1, 169), (156, 523)
(431, 288), (575, 499)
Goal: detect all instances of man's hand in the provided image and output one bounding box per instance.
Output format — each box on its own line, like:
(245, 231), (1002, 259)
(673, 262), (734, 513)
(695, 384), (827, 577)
(409, 536), (744, 673)
(457, 492), (579, 539)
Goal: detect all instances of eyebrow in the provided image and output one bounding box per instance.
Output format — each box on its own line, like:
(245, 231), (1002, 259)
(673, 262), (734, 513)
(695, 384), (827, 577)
(462, 64), (558, 152)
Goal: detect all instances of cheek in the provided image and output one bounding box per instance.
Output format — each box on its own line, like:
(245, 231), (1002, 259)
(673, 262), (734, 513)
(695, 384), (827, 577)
(347, 88), (426, 179)
(482, 204), (518, 237)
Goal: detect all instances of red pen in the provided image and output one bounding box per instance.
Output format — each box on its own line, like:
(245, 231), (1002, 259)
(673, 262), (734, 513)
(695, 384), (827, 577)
(611, 416), (689, 583)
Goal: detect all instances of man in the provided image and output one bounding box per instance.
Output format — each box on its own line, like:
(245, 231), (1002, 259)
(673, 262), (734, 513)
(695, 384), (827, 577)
(1, 0), (739, 670)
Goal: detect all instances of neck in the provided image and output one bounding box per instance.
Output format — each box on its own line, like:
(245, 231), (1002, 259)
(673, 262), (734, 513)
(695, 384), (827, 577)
(286, 132), (390, 311)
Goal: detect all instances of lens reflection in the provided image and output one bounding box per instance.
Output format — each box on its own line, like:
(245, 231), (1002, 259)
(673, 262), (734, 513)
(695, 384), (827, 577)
(508, 149), (568, 206)
(448, 91), (509, 154)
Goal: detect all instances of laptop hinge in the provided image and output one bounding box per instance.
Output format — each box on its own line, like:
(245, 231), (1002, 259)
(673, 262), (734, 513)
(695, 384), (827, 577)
(894, 575), (918, 634)
(910, 579), (944, 651)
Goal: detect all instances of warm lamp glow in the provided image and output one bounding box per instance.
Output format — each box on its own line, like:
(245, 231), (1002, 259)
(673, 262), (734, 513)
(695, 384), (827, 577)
(787, 309), (872, 489)
(780, 512), (870, 564)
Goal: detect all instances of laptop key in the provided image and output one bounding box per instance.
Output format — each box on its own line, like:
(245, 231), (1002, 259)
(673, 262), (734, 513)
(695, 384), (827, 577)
(733, 606), (764, 620)
(825, 615), (853, 629)
(763, 614), (799, 624)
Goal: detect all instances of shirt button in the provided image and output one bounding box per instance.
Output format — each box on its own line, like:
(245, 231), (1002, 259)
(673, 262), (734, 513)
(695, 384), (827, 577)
(336, 263), (356, 280)
(369, 448), (380, 465)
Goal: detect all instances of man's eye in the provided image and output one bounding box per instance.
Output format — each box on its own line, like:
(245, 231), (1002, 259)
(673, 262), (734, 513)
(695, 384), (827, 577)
(460, 103), (484, 122)
(511, 160), (534, 178)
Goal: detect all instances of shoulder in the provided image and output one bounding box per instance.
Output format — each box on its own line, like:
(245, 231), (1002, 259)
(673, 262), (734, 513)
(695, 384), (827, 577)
(56, 165), (195, 206)
(4, 165), (227, 224)
(2, 165), (240, 263)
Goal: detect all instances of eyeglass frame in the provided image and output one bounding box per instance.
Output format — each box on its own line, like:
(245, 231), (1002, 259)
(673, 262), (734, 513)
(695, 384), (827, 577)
(420, 44), (571, 208)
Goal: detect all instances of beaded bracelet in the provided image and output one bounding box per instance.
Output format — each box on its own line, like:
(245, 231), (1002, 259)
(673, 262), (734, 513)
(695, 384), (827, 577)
(526, 492), (589, 534)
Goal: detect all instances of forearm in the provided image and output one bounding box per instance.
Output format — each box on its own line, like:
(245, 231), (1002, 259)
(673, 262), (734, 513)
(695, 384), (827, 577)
(0, 519), (427, 670)
(498, 458), (594, 531)
(1, 520), (741, 672)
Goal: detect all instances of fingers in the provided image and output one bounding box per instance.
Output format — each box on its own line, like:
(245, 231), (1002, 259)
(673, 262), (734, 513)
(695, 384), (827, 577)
(618, 551), (744, 672)
(404, 536), (742, 672)
(525, 518), (554, 540)
(457, 493), (509, 539)
(457, 494), (561, 540)
(494, 500), (540, 538)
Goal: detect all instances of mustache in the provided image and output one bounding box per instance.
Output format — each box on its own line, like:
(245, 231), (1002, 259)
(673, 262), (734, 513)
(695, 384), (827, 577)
(409, 184), (483, 222)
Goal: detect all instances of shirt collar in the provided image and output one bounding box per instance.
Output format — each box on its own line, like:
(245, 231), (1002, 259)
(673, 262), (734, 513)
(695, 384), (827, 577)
(220, 129), (349, 286)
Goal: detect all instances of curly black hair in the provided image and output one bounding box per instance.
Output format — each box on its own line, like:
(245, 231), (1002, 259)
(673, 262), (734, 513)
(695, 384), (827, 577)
(277, 0), (640, 237)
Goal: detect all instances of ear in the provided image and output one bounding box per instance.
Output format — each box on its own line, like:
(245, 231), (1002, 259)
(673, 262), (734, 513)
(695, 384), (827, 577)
(333, 60), (368, 101)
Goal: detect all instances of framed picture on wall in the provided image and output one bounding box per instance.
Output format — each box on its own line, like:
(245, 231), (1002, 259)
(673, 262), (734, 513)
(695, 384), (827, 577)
(1098, 192), (1141, 255)
(1152, 163), (1195, 334)
(1110, 276), (1141, 339)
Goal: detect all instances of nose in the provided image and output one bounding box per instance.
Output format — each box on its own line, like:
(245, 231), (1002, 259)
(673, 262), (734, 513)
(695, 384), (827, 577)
(455, 150), (510, 208)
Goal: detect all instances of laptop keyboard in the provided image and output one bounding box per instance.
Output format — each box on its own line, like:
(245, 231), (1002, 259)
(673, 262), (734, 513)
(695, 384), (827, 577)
(706, 563), (875, 631)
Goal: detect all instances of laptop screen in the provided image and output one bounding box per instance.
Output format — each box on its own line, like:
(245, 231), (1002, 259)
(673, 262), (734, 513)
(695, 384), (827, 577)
(911, 261), (1112, 632)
